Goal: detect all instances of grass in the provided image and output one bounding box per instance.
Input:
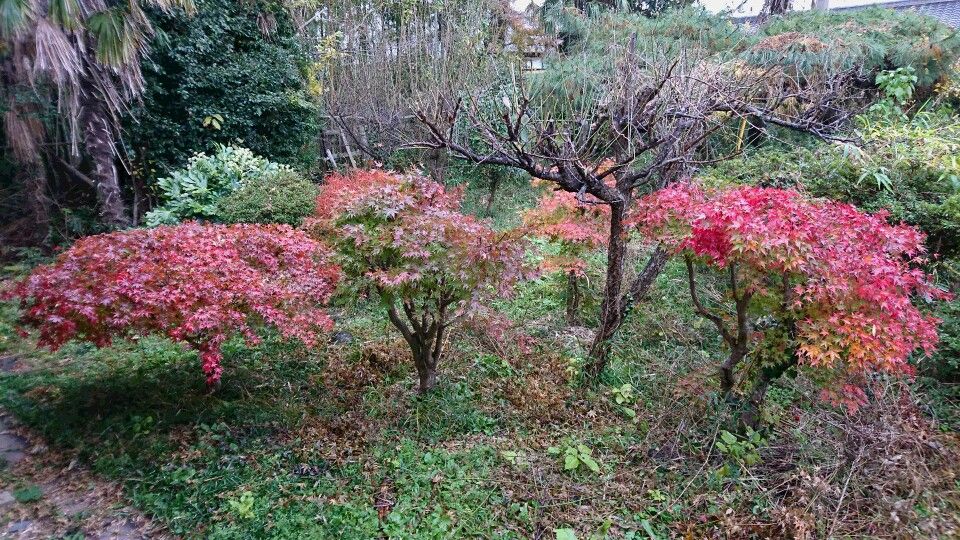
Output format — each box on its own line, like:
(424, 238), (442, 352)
(1, 191), (959, 537)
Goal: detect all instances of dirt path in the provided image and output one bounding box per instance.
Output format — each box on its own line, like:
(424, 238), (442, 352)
(0, 355), (168, 539)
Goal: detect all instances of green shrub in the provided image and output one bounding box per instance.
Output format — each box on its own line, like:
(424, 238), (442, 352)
(926, 298), (960, 381)
(126, 0), (318, 175)
(705, 108), (960, 259)
(145, 145), (291, 226)
(755, 8), (960, 88)
(217, 169), (318, 227)
(548, 6), (960, 89)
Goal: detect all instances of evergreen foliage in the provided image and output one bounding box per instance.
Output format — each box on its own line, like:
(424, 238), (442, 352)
(217, 169), (318, 227)
(126, 0), (318, 177)
(145, 145), (291, 226)
(757, 8), (960, 88)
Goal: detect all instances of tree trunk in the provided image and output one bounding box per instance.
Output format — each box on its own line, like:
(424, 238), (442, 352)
(424, 147), (447, 184)
(586, 200), (629, 374)
(17, 158), (51, 245)
(720, 346), (748, 398)
(620, 245), (669, 319)
(3, 60), (52, 245)
(80, 93), (129, 229)
(762, 0), (791, 14)
(415, 352), (439, 394)
(485, 173), (500, 217)
(738, 356), (797, 430)
(565, 271), (581, 324)
(739, 275), (798, 429)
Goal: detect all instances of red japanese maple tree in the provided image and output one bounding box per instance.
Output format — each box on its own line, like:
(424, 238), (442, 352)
(311, 170), (526, 393)
(7, 223), (340, 385)
(633, 183), (947, 422)
(523, 184), (609, 323)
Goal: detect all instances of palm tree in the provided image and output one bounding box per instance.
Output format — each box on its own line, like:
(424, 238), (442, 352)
(1, 0), (194, 235)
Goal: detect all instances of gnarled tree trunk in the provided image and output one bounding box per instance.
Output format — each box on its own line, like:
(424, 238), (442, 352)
(386, 303), (447, 394)
(586, 199), (629, 374)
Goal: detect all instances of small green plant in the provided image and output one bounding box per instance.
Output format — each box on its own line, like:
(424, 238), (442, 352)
(870, 67), (918, 119)
(13, 484), (43, 503)
(227, 490), (256, 520)
(565, 356), (584, 382)
(476, 353), (514, 378)
(609, 383), (638, 421)
(499, 449), (529, 469)
(548, 442), (601, 474)
(129, 414), (155, 440)
(715, 429), (766, 478)
(202, 113), (224, 130)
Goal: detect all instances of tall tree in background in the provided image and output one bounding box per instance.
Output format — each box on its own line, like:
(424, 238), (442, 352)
(1, 0), (194, 238)
(760, 0), (791, 18)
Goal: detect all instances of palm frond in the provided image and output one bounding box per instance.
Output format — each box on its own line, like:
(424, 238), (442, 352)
(32, 18), (81, 87)
(143, 0), (195, 15)
(0, 0), (35, 38)
(47, 0), (81, 31)
(3, 99), (45, 163)
(85, 6), (145, 66)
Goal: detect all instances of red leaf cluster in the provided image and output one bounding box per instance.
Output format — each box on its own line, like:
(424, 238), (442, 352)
(313, 169), (526, 304)
(633, 183), (949, 396)
(312, 169), (461, 226)
(8, 223), (340, 384)
(523, 184), (610, 276)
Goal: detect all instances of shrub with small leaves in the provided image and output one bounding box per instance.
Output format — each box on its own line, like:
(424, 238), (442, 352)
(217, 169), (318, 227)
(310, 169), (526, 393)
(6, 223), (340, 385)
(633, 183), (948, 420)
(523, 176), (609, 323)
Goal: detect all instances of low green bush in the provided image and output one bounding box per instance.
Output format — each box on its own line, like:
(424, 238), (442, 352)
(145, 145), (291, 226)
(706, 108), (960, 259)
(217, 170), (318, 227)
(755, 8), (960, 89)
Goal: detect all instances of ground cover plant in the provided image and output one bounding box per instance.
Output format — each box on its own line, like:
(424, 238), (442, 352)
(1, 2), (960, 539)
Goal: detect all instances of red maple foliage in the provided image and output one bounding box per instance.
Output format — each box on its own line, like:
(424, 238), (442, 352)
(522, 187), (609, 276)
(7, 223), (340, 385)
(523, 170), (611, 323)
(312, 169), (526, 392)
(633, 183), (948, 415)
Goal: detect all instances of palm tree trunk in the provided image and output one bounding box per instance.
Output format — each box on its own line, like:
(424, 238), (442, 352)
(80, 93), (129, 228)
(3, 61), (52, 244)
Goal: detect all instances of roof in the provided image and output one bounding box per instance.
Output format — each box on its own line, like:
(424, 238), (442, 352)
(732, 0), (960, 28)
(833, 0), (960, 28)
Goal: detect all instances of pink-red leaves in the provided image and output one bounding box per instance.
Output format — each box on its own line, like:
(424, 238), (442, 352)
(523, 183), (610, 277)
(312, 169), (526, 320)
(9, 223), (340, 384)
(633, 183), (949, 403)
